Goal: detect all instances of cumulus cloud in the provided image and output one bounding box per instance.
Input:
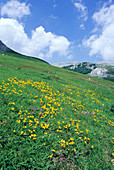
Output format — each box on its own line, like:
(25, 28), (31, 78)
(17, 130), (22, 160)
(1, 0), (31, 19)
(74, 0), (88, 21)
(0, 18), (70, 60)
(83, 4), (114, 62)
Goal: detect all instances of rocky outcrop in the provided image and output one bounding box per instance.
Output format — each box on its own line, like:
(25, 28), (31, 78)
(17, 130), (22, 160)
(52, 61), (114, 79)
(88, 68), (108, 77)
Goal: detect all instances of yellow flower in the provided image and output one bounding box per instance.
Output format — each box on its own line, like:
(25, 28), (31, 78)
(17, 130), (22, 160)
(16, 120), (21, 123)
(23, 119), (26, 123)
(76, 123), (79, 129)
(44, 143), (46, 145)
(57, 121), (60, 125)
(61, 143), (66, 147)
(13, 130), (16, 132)
(74, 148), (76, 152)
(11, 107), (14, 111)
(66, 142), (69, 145)
(86, 129), (89, 134)
(91, 145), (94, 149)
(69, 137), (74, 141)
(112, 153), (114, 156)
(50, 154), (53, 158)
(20, 131), (23, 135)
(52, 149), (56, 152)
(44, 132), (47, 135)
(34, 96), (38, 98)
(69, 141), (75, 145)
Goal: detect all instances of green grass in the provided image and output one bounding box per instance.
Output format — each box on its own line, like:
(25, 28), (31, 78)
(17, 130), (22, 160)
(0, 53), (114, 169)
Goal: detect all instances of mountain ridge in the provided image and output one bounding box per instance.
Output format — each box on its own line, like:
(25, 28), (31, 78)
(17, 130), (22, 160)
(52, 61), (114, 81)
(0, 40), (49, 64)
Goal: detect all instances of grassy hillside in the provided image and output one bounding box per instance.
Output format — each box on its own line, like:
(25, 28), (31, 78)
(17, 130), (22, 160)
(104, 66), (114, 82)
(0, 53), (114, 169)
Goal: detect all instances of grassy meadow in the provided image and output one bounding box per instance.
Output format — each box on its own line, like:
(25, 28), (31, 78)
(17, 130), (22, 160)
(0, 52), (114, 169)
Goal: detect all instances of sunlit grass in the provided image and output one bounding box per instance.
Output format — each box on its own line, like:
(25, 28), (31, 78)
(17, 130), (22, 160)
(0, 76), (114, 169)
(0, 53), (114, 169)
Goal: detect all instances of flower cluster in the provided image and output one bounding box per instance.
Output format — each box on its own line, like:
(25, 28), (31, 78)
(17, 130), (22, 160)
(0, 77), (113, 161)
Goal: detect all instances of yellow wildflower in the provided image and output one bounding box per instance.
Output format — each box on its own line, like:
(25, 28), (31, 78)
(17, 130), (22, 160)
(44, 132), (47, 135)
(11, 107), (14, 111)
(20, 131), (23, 135)
(74, 148), (76, 152)
(52, 149), (56, 152)
(86, 129), (89, 134)
(50, 154), (53, 158)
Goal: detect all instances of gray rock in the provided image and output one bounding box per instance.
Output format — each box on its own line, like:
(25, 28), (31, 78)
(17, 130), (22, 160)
(88, 68), (108, 77)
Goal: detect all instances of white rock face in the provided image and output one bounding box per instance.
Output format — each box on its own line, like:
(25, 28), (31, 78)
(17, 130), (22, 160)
(89, 68), (108, 77)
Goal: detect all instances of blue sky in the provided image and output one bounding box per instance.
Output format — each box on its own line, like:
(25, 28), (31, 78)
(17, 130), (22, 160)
(0, 0), (114, 63)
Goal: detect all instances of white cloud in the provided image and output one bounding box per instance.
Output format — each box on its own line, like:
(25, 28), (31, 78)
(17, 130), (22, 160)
(80, 24), (85, 30)
(52, 0), (57, 8)
(47, 36), (70, 57)
(83, 4), (114, 62)
(92, 4), (114, 29)
(1, 0), (31, 19)
(67, 55), (73, 59)
(0, 18), (70, 60)
(49, 14), (58, 19)
(74, 1), (88, 21)
(103, 0), (112, 8)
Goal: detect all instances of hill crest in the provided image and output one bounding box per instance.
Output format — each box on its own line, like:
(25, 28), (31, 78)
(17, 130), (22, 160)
(0, 40), (13, 53)
(0, 40), (49, 64)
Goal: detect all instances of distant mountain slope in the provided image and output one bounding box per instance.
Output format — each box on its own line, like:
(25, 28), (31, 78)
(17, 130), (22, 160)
(52, 62), (114, 82)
